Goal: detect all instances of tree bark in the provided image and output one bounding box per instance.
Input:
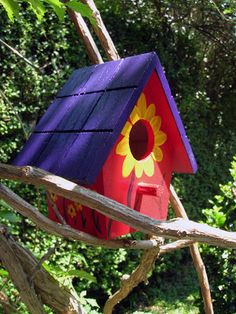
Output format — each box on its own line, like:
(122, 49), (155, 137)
(0, 225), (85, 314)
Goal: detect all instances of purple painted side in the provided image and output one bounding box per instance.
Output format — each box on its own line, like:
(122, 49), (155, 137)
(13, 133), (53, 166)
(35, 93), (103, 132)
(155, 57), (198, 173)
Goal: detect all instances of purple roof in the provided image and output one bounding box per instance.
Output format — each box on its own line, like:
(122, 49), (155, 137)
(13, 52), (197, 184)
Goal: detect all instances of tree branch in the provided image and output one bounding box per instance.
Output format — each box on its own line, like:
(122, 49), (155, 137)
(0, 226), (46, 314)
(0, 164), (236, 249)
(170, 185), (214, 314)
(103, 237), (163, 314)
(80, 0), (120, 61)
(0, 225), (85, 314)
(0, 182), (161, 250)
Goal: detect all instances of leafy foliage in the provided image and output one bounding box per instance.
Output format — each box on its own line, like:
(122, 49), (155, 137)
(0, 0), (94, 22)
(200, 157), (236, 313)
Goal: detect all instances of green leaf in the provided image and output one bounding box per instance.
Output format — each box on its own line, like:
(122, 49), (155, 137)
(66, 269), (97, 282)
(43, 0), (65, 21)
(0, 209), (22, 223)
(65, 1), (94, 23)
(0, 0), (20, 21)
(25, 0), (46, 20)
(0, 268), (8, 277)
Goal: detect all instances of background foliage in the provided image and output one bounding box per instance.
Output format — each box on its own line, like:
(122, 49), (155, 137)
(0, 0), (235, 313)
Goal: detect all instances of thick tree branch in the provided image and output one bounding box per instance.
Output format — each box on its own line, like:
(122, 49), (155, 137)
(0, 182), (161, 250)
(0, 226), (45, 314)
(0, 225), (85, 314)
(0, 164), (236, 249)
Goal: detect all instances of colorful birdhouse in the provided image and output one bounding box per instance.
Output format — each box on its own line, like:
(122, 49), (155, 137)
(13, 52), (197, 239)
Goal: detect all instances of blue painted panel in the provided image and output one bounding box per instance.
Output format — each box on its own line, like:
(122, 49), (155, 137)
(107, 52), (157, 89)
(59, 131), (113, 183)
(35, 93), (103, 132)
(13, 133), (53, 167)
(84, 88), (136, 130)
(57, 59), (123, 97)
(57, 65), (96, 97)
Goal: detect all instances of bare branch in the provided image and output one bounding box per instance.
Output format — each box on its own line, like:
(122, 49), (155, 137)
(159, 239), (195, 254)
(0, 164), (236, 249)
(0, 38), (43, 73)
(103, 237), (163, 314)
(170, 185), (214, 314)
(80, 0), (120, 61)
(64, 0), (103, 64)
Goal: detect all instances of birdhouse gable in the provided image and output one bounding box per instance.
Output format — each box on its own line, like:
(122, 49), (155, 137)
(13, 52), (197, 185)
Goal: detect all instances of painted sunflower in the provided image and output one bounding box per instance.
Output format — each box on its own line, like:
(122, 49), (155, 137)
(116, 93), (167, 178)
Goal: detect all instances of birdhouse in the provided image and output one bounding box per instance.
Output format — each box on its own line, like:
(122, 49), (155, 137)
(13, 52), (197, 239)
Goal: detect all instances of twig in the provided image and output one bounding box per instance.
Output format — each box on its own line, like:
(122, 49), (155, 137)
(0, 38), (43, 73)
(159, 239), (194, 254)
(103, 237), (163, 314)
(170, 185), (214, 314)
(29, 241), (60, 285)
(210, 0), (235, 23)
(46, 191), (66, 225)
(64, 0), (103, 64)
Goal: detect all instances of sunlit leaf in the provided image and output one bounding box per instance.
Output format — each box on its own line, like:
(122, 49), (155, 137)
(43, 0), (65, 21)
(0, 0), (20, 21)
(25, 0), (46, 20)
(0, 268), (8, 277)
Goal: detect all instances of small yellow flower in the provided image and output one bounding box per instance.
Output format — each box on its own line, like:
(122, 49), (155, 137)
(68, 204), (77, 218)
(49, 192), (58, 202)
(75, 203), (83, 212)
(116, 93), (167, 178)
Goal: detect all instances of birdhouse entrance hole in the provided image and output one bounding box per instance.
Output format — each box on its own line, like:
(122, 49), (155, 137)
(129, 119), (154, 161)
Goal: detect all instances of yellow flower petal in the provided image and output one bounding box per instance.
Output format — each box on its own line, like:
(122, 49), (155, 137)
(150, 116), (161, 131)
(143, 156), (154, 177)
(129, 106), (140, 125)
(122, 154), (136, 177)
(135, 163), (144, 178)
(144, 103), (156, 121)
(152, 147), (163, 162)
(121, 121), (132, 136)
(116, 137), (129, 156)
(155, 131), (167, 146)
(137, 93), (147, 117)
